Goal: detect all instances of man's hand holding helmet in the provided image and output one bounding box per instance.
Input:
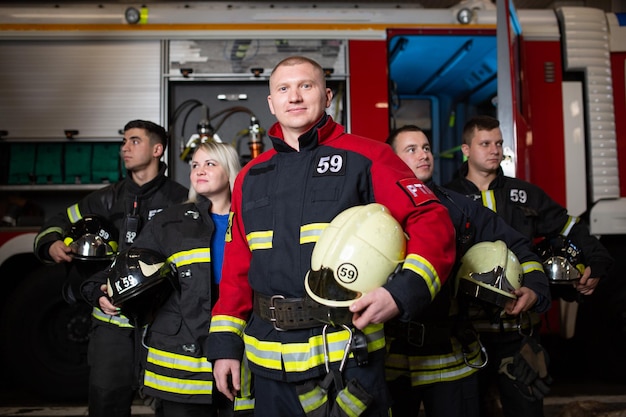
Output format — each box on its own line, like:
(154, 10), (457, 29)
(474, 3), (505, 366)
(98, 283), (120, 316)
(574, 267), (597, 295)
(504, 287), (538, 316)
(349, 287), (399, 330)
(49, 240), (74, 263)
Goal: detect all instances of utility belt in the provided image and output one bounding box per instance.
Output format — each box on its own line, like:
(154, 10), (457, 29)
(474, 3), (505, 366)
(253, 292), (353, 331)
(384, 320), (453, 347)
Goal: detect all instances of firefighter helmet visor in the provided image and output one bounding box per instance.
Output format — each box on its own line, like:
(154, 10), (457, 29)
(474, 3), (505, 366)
(304, 267), (361, 308)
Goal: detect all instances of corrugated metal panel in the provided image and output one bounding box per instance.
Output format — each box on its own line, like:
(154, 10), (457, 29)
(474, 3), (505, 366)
(557, 6), (619, 201)
(0, 40), (160, 140)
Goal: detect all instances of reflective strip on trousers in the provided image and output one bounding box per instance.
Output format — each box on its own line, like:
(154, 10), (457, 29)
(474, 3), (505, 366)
(297, 381), (329, 417)
(297, 376), (373, 417)
(335, 382), (370, 417)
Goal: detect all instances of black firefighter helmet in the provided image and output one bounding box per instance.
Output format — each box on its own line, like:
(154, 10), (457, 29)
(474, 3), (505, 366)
(62, 215), (119, 304)
(105, 247), (175, 326)
(534, 235), (585, 285)
(64, 215), (119, 262)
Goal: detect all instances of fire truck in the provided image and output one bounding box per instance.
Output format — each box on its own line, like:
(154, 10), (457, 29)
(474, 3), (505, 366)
(0, 0), (624, 400)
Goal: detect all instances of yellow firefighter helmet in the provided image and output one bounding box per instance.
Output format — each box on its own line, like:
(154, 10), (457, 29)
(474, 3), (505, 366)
(304, 203), (406, 308)
(456, 240), (523, 308)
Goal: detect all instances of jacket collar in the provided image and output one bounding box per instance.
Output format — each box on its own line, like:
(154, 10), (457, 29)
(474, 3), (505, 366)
(268, 113), (339, 152)
(126, 161), (168, 196)
(455, 161), (505, 191)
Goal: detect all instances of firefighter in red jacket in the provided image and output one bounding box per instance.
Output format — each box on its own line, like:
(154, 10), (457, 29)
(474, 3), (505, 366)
(205, 56), (456, 417)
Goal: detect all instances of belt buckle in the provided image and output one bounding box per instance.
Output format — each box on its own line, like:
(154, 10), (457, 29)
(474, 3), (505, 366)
(407, 321), (425, 347)
(269, 295), (286, 331)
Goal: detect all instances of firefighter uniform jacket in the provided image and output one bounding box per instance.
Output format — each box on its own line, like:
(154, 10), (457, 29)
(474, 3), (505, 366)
(385, 182), (550, 387)
(445, 163), (613, 332)
(129, 196), (217, 404)
(206, 114), (456, 383)
(445, 163), (613, 292)
(34, 162), (188, 328)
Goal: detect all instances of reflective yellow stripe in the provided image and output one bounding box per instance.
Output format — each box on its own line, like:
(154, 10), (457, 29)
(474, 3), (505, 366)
(234, 397), (255, 411)
(522, 260), (543, 274)
(34, 226), (64, 248)
(209, 315), (246, 337)
(246, 230), (273, 250)
(144, 370), (212, 395)
(244, 325), (385, 373)
(402, 254), (441, 300)
(168, 248), (211, 267)
(337, 386), (367, 417)
(300, 223), (328, 244)
(66, 203), (83, 224)
(298, 385), (328, 414)
(234, 355), (255, 411)
(560, 216), (578, 236)
(385, 340), (481, 385)
(146, 346), (212, 373)
(92, 307), (133, 328)
(244, 337), (281, 370)
(481, 190), (497, 212)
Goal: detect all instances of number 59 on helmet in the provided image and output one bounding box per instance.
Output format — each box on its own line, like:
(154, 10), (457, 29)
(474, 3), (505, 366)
(105, 247), (175, 326)
(456, 240), (523, 308)
(534, 235), (585, 285)
(304, 203), (407, 308)
(63, 215), (119, 261)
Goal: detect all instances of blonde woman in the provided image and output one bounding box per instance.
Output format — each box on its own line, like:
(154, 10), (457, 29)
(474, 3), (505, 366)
(130, 142), (241, 416)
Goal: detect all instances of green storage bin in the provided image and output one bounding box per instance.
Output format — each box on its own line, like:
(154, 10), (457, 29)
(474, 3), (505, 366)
(92, 143), (121, 183)
(8, 143), (36, 184)
(64, 143), (92, 184)
(34, 143), (63, 184)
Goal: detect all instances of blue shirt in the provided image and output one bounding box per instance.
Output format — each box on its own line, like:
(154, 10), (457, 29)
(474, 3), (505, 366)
(210, 212), (229, 284)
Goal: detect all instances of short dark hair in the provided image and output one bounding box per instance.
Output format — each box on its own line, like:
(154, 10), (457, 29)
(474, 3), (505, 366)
(462, 115), (500, 145)
(385, 124), (428, 149)
(123, 120), (168, 152)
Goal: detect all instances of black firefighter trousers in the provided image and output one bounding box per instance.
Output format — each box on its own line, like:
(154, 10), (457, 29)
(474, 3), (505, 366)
(87, 321), (139, 417)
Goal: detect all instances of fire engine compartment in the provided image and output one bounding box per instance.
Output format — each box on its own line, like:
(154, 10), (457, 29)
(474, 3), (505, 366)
(0, 0), (625, 405)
